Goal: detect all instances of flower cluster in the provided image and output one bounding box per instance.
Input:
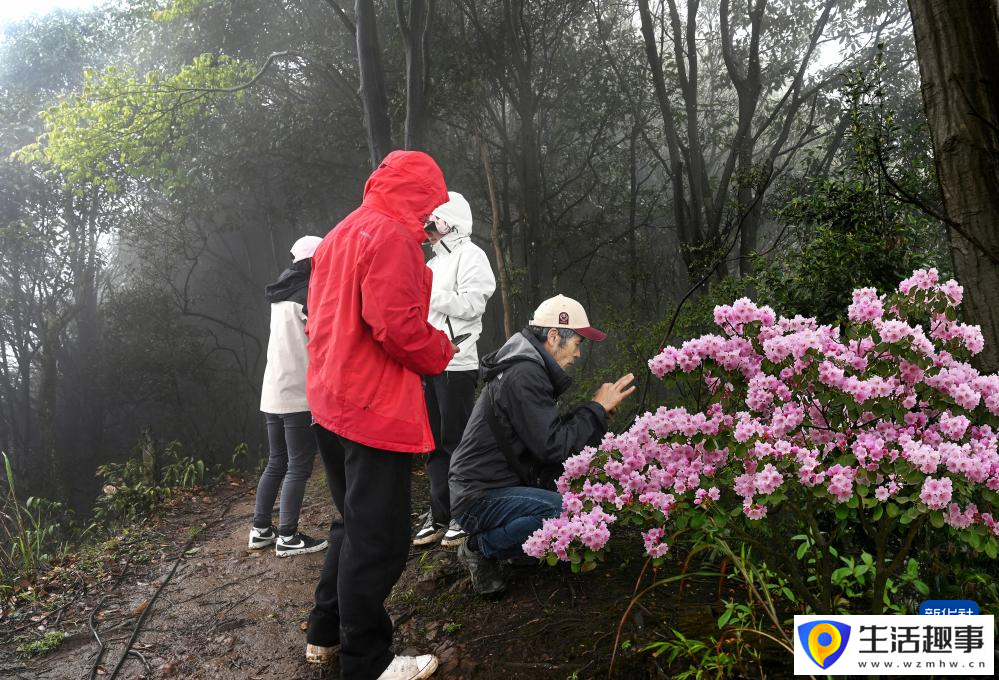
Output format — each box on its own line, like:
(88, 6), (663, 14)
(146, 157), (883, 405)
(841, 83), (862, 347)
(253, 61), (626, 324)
(525, 270), (999, 564)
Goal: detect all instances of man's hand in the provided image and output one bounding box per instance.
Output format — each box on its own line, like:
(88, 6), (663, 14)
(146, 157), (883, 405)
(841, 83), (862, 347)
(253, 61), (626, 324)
(451, 342), (460, 354)
(592, 373), (636, 416)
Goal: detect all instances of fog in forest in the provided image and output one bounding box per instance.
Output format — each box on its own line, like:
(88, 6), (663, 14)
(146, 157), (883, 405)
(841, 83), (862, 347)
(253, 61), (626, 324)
(0, 0), (950, 513)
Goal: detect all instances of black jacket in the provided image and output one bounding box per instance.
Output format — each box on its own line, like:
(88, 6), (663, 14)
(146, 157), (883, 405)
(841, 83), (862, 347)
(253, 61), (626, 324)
(265, 259), (310, 306)
(448, 328), (608, 516)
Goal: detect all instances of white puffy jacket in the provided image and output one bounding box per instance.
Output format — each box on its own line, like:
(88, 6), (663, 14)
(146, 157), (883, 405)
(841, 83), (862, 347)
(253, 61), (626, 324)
(260, 300), (310, 413)
(427, 231), (496, 371)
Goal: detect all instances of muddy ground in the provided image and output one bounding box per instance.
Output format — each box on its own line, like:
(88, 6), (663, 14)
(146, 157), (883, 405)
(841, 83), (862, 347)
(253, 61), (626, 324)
(0, 468), (739, 680)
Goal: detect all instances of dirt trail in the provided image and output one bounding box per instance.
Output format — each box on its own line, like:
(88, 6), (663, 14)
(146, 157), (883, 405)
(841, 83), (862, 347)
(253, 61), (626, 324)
(1, 471), (700, 679)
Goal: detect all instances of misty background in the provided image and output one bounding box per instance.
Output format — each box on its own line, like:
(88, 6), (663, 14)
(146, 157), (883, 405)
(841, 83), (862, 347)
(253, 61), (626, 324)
(0, 0), (949, 512)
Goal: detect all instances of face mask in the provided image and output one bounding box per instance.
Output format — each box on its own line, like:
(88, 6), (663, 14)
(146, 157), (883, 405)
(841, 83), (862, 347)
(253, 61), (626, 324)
(424, 217), (452, 235)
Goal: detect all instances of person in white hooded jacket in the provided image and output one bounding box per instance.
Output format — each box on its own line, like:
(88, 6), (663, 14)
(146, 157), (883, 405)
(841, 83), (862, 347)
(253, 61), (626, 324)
(248, 235), (329, 558)
(414, 191), (497, 548)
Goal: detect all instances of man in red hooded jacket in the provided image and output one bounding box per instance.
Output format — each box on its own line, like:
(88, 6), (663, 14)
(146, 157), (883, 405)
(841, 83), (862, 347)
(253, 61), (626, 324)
(304, 150), (454, 680)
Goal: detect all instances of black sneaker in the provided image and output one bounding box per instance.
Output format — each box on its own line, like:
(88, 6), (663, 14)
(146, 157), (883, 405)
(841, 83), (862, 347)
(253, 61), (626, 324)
(457, 540), (505, 597)
(248, 525), (277, 550)
(413, 512), (446, 546)
(275, 532), (328, 558)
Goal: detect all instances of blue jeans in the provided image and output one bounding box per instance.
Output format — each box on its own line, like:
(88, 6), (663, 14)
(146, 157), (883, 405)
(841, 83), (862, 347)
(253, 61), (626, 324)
(456, 486), (562, 560)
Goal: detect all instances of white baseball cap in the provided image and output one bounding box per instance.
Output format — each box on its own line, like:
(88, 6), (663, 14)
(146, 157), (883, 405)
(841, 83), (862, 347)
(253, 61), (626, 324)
(290, 235), (323, 263)
(529, 294), (607, 341)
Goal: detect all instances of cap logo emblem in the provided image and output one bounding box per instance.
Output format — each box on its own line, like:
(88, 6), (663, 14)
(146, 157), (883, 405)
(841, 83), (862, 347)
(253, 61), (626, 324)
(558, 312), (569, 324)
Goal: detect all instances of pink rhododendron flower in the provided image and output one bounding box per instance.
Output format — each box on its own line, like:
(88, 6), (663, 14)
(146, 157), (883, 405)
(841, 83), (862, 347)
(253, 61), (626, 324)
(848, 287), (884, 323)
(754, 464), (783, 495)
(920, 477), (953, 510)
(642, 527), (670, 557)
(526, 270), (999, 564)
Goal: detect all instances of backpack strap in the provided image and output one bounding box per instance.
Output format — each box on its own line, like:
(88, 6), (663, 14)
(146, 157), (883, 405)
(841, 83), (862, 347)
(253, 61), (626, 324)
(483, 380), (534, 486)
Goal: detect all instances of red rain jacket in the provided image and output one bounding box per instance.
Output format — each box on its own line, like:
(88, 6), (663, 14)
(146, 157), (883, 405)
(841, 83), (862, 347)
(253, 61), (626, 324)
(306, 151), (454, 452)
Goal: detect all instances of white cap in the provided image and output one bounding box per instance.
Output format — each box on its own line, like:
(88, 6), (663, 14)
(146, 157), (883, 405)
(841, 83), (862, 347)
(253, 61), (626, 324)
(529, 294), (607, 341)
(430, 191), (473, 233)
(290, 235), (323, 263)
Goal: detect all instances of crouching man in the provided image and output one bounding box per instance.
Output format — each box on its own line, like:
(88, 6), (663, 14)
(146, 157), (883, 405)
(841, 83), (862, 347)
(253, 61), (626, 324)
(448, 294), (635, 596)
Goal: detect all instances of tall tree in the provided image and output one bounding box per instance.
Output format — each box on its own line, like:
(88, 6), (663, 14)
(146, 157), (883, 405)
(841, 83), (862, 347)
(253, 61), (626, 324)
(632, 0), (907, 277)
(355, 0), (393, 164)
(327, 0), (435, 165)
(908, 0), (999, 372)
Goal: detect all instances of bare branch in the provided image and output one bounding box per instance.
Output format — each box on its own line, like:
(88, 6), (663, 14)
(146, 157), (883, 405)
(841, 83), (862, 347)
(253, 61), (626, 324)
(875, 145), (999, 265)
(321, 0), (357, 35)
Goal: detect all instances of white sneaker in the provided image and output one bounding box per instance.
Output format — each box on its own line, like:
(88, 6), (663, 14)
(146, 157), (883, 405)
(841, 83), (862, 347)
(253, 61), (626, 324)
(413, 513), (446, 546)
(440, 519), (468, 547)
(275, 531), (328, 557)
(248, 525), (277, 549)
(375, 654), (439, 680)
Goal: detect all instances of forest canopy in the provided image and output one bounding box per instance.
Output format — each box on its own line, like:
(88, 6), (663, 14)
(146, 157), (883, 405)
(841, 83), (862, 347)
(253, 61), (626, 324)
(0, 0), (963, 510)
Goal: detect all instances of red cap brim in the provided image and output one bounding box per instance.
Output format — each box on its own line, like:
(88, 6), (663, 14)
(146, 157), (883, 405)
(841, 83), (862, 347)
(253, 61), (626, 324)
(576, 326), (607, 342)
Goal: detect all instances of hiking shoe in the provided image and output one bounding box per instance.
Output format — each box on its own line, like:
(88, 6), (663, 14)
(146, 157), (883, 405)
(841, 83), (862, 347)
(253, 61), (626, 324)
(440, 519), (468, 547)
(376, 654), (438, 680)
(275, 532), (328, 557)
(457, 540), (505, 597)
(504, 554), (540, 567)
(248, 525), (277, 550)
(305, 643), (337, 665)
(413, 513), (446, 546)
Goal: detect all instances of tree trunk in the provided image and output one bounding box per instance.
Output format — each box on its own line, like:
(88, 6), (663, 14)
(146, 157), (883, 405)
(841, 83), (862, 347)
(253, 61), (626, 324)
(481, 139), (513, 337)
(37, 320), (65, 500)
(518, 92), (549, 303)
(398, 0), (433, 150)
(909, 0), (999, 372)
(356, 0), (393, 166)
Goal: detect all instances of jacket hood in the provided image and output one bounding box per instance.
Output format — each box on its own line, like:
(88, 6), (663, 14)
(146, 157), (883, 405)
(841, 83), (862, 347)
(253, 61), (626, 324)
(480, 328), (574, 397)
(265, 261), (309, 305)
(362, 150), (449, 244)
(431, 191), (473, 233)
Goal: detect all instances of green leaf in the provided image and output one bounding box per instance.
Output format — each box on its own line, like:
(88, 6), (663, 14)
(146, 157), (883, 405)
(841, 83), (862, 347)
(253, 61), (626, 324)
(929, 511), (945, 529)
(717, 605), (734, 629)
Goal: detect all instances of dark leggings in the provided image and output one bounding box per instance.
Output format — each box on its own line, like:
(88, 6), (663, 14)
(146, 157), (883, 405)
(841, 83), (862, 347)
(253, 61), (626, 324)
(252, 411), (317, 535)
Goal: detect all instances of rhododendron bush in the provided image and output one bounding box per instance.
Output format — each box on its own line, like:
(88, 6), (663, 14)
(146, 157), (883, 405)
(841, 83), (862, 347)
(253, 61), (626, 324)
(525, 270), (999, 613)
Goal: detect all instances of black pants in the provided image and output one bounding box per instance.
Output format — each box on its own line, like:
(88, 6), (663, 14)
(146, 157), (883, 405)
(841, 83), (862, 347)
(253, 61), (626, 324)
(423, 370), (478, 525)
(307, 426), (412, 680)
